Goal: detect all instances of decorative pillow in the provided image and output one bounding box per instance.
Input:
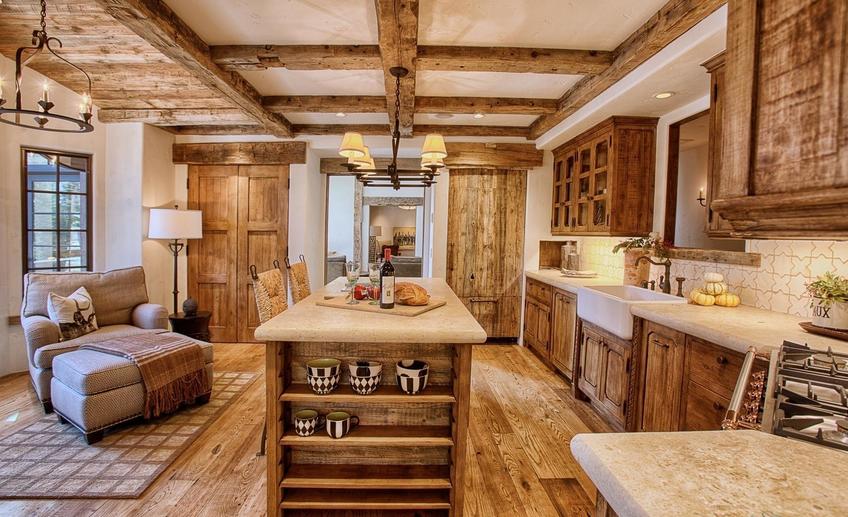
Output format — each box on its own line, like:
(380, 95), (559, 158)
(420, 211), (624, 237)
(47, 286), (99, 341)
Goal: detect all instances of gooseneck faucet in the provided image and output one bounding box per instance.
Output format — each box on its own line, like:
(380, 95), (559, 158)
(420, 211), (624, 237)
(635, 255), (673, 294)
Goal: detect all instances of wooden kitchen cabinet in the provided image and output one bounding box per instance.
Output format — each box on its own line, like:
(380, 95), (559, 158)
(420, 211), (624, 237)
(701, 51), (734, 238)
(640, 322), (686, 432)
(550, 289), (577, 380)
(712, 0), (848, 238)
(523, 278), (552, 360)
(577, 320), (635, 431)
(550, 116), (657, 236)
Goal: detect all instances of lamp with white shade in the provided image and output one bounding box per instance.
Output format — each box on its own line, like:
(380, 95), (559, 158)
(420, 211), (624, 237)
(369, 225), (383, 263)
(148, 207), (203, 314)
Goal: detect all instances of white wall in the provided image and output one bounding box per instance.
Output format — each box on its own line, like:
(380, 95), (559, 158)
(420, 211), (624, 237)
(289, 148), (325, 290)
(326, 175), (355, 258)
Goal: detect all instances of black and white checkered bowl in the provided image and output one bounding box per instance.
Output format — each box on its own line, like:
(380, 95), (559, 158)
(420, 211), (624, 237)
(349, 360), (383, 378)
(306, 358), (341, 378)
(307, 372), (340, 394)
(350, 373), (382, 395)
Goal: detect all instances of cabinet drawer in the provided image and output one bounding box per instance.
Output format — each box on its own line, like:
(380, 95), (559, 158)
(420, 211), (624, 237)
(682, 379), (730, 431)
(686, 336), (743, 398)
(526, 279), (552, 304)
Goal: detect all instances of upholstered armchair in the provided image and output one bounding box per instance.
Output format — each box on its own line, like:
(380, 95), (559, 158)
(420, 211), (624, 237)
(20, 267), (169, 412)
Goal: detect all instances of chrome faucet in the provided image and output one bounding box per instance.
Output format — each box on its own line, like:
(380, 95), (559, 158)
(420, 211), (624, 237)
(635, 255), (673, 294)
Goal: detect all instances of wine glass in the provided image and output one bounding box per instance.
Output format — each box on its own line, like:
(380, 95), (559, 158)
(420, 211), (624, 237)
(368, 263), (380, 305)
(345, 261), (360, 304)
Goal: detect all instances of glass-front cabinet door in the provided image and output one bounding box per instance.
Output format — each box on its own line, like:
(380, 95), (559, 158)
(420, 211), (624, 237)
(574, 143), (593, 232)
(589, 136), (611, 232)
(552, 148), (577, 234)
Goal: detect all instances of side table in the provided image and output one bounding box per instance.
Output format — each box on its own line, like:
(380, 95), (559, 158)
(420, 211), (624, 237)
(169, 311), (212, 342)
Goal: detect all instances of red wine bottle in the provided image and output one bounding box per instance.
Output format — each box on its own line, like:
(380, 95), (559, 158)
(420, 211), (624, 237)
(380, 248), (395, 309)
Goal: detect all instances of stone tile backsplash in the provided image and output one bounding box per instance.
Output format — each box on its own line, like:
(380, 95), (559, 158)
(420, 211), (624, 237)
(574, 237), (848, 318)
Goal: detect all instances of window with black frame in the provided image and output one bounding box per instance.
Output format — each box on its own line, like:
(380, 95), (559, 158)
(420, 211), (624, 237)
(22, 148), (92, 274)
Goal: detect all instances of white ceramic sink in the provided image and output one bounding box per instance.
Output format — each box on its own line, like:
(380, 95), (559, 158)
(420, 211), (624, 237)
(577, 285), (686, 340)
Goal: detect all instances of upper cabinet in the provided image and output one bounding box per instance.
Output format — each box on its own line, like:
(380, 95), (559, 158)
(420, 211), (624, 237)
(701, 52), (735, 238)
(713, 0), (848, 239)
(551, 116), (658, 236)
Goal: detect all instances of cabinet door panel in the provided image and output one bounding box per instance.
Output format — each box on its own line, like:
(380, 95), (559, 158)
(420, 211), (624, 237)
(535, 303), (551, 355)
(579, 328), (603, 399)
(641, 323), (686, 432)
(600, 338), (630, 423)
(523, 299), (538, 348)
(550, 291), (576, 378)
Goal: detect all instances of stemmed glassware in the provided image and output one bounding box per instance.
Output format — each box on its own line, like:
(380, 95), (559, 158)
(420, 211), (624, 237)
(345, 261), (360, 304)
(368, 263), (380, 305)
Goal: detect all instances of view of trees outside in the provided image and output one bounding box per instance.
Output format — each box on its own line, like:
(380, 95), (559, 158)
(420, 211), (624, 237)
(25, 151), (90, 272)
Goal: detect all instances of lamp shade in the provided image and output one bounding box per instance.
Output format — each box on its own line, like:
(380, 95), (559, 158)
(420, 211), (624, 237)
(339, 132), (366, 159)
(148, 208), (203, 240)
(351, 146), (372, 169)
(421, 133), (447, 160)
(369, 225), (382, 237)
(421, 155), (444, 168)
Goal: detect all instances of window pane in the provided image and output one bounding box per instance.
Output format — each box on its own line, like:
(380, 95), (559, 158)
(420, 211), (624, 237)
(27, 152), (57, 191)
(59, 193), (86, 230)
(29, 192), (57, 229)
(29, 231), (58, 270)
(59, 155), (88, 193)
(59, 231), (87, 269)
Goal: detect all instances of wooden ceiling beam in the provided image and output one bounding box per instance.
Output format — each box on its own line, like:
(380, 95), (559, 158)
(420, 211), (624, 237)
(264, 96), (387, 113)
(417, 46), (613, 74)
(97, 108), (255, 125)
(374, 0), (419, 137)
(291, 124), (530, 138)
(94, 0), (294, 138)
(530, 0), (725, 139)
(263, 96), (556, 115)
(321, 143), (542, 170)
(168, 125), (266, 135)
(211, 45), (382, 71)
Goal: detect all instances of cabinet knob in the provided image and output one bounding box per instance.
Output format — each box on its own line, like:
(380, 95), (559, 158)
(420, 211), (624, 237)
(651, 338), (669, 349)
(713, 401), (725, 411)
(716, 355), (728, 365)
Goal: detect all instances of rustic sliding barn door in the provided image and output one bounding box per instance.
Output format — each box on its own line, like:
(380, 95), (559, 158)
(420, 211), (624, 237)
(188, 164), (289, 342)
(447, 168), (526, 338)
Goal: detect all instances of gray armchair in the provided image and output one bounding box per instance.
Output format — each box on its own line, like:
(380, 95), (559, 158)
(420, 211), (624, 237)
(20, 266), (169, 412)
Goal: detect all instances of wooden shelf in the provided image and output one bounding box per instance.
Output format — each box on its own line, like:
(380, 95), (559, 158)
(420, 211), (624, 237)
(281, 465), (452, 490)
(281, 425), (453, 447)
(280, 489), (451, 510)
(281, 384), (456, 404)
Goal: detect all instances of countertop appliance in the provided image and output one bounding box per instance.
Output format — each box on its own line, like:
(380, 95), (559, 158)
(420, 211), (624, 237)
(724, 341), (848, 452)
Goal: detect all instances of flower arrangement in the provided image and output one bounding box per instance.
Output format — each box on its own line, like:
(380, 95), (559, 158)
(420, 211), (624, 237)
(611, 232), (670, 257)
(806, 272), (848, 308)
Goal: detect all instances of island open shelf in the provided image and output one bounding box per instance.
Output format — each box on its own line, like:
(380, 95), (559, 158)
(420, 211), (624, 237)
(256, 278), (487, 517)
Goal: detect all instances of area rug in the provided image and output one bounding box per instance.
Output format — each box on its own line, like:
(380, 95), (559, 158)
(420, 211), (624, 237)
(0, 371), (257, 499)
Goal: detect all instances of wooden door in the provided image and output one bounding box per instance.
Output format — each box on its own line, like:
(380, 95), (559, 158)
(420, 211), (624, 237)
(640, 322), (686, 431)
(599, 336), (631, 424)
(187, 165), (238, 342)
(237, 165), (289, 343)
(578, 325), (603, 400)
(550, 290), (576, 378)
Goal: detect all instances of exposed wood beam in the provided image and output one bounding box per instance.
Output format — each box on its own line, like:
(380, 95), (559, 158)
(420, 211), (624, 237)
(94, 0), (294, 138)
(169, 125), (267, 135)
(211, 45), (382, 71)
(375, 0), (419, 136)
(321, 144), (542, 171)
(417, 46), (613, 74)
(98, 108), (255, 125)
(263, 96), (556, 115)
(172, 142), (307, 165)
(291, 124), (530, 138)
(530, 0), (725, 139)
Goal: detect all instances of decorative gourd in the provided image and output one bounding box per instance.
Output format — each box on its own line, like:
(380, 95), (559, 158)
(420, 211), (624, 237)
(704, 272), (724, 283)
(714, 292), (741, 307)
(690, 288), (716, 306)
(703, 281), (728, 295)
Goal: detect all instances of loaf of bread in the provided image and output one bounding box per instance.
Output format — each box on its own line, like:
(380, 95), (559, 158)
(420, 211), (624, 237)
(395, 282), (430, 306)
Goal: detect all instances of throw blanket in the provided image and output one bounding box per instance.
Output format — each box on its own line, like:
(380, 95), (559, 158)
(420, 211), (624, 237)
(81, 333), (210, 419)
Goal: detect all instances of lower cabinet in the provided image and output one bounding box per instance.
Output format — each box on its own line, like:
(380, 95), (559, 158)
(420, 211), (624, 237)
(550, 290), (577, 379)
(576, 321), (634, 431)
(523, 278), (579, 382)
(523, 279), (552, 360)
(640, 321), (686, 432)
(463, 296), (522, 338)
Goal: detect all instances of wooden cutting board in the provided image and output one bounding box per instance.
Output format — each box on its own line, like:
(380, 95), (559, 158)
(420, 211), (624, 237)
(316, 295), (447, 317)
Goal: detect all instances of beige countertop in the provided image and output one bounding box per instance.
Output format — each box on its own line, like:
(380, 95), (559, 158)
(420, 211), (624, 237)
(525, 268), (621, 294)
(631, 303), (848, 355)
(571, 430), (848, 517)
(254, 277), (487, 344)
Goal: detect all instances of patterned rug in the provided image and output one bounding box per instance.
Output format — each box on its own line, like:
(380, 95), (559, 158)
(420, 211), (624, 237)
(0, 371), (257, 499)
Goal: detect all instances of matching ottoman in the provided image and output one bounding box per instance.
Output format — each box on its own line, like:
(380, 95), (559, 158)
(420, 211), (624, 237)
(50, 334), (214, 444)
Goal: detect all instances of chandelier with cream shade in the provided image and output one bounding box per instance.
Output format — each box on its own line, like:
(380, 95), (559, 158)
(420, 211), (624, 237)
(338, 66), (446, 190)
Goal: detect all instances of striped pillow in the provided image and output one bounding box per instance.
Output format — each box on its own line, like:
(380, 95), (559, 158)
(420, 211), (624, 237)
(47, 286), (99, 341)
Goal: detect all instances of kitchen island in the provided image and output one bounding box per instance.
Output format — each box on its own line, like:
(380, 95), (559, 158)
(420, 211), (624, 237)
(255, 277), (487, 516)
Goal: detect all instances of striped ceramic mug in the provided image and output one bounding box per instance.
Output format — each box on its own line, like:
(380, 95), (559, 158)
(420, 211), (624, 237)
(326, 411), (360, 439)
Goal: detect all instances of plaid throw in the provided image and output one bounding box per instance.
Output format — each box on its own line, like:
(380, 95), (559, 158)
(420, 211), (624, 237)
(81, 333), (210, 419)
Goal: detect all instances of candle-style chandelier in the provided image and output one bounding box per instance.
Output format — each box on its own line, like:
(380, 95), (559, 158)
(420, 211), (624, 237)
(0, 0), (94, 133)
(338, 66), (445, 189)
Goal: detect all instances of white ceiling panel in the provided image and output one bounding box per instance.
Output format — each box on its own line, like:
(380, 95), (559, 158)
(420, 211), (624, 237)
(416, 71), (579, 98)
(414, 113), (536, 126)
(420, 0), (669, 49)
(164, 0), (379, 45)
(241, 69), (386, 96)
(286, 113), (390, 124)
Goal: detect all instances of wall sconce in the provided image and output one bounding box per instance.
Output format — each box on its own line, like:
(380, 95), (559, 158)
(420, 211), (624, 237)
(697, 188), (707, 207)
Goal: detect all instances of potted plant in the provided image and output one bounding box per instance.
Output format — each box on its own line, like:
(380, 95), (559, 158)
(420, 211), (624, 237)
(612, 232), (669, 286)
(806, 272), (848, 330)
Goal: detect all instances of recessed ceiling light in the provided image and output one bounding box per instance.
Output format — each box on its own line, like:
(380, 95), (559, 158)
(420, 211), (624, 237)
(473, 113), (485, 119)
(654, 92), (675, 99)
(335, 112), (346, 118)
(434, 113), (453, 120)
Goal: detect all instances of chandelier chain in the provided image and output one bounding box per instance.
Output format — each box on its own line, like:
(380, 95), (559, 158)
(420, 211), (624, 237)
(40, 0), (47, 34)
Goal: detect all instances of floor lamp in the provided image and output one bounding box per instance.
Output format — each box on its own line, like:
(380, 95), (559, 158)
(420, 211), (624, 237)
(148, 207), (203, 314)
(369, 225), (382, 263)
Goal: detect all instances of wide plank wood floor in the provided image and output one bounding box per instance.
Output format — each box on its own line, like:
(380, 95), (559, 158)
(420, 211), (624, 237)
(0, 343), (609, 517)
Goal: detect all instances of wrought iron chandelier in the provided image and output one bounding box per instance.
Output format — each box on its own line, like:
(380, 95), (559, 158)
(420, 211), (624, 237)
(338, 66), (445, 189)
(0, 0), (94, 133)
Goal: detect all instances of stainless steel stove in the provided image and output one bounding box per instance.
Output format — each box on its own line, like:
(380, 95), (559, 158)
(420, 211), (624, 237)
(724, 341), (848, 452)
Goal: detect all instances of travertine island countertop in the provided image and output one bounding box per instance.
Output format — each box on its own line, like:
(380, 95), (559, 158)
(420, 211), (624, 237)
(525, 268), (621, 294)
(254, 277), (487, 343)
(631, 303), (848, 355)
(571, 430), (848, 517)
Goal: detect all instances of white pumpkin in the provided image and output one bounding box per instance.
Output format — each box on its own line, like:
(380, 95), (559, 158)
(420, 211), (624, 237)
(690, 288), (716, 306)
(704, 272), (724, 283)
(703, 281), (728, 295)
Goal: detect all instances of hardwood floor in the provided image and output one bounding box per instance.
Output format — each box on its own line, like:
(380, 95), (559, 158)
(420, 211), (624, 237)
(0, 343), (608, 517)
